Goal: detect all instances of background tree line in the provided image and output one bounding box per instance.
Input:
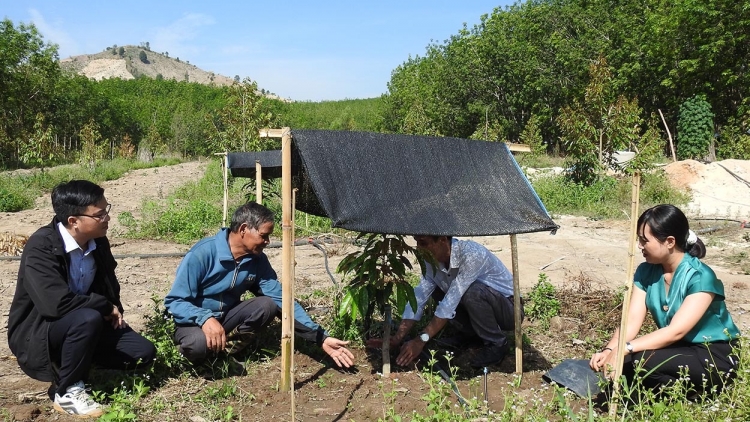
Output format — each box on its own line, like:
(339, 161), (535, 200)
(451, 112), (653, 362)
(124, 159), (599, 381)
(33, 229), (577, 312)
(0, 18), (383, 170)
(383, 0), (750, 162)
(3, 0), (750, 172)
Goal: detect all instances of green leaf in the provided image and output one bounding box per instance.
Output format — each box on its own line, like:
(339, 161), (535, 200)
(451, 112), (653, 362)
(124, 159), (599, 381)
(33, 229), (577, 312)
(339, 290), (356, 319)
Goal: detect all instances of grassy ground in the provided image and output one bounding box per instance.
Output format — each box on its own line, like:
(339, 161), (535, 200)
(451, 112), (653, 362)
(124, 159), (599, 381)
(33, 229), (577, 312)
(4, 158), (746, 421)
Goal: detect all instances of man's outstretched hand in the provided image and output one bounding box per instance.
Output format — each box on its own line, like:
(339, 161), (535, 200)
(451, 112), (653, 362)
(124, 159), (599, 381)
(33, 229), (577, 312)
(322, 337), (355, 368)
(365, 336), (423, 366)
(395, 339), (425, 366)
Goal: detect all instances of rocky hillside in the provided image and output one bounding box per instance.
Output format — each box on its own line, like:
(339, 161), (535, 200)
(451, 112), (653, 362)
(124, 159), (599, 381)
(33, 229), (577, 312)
(59, 44), (237, 86)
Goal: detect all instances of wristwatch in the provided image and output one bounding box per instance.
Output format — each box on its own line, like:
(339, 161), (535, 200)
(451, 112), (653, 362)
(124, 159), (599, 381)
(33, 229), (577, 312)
(625, 342), (634, 354)
(419, 332), (430, 342)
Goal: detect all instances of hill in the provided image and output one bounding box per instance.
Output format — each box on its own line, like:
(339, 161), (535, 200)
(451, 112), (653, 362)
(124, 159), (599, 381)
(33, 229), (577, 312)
(60, 45), (292, 101)
(59, 44), (237, 86)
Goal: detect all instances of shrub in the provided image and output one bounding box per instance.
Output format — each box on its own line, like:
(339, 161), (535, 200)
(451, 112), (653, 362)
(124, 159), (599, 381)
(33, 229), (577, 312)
(0, 185), (33, 212)
(717, 113), (750, 160)
(677, 95), (714, 160)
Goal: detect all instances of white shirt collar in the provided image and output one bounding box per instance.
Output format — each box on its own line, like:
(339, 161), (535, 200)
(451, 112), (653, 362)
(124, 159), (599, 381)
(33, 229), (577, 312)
(57, 222), (97, 254)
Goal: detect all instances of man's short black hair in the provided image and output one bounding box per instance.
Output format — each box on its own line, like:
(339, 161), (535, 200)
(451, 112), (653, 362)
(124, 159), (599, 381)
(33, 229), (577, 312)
(230, 202), (275, 232)
(52, 180), (105, 227)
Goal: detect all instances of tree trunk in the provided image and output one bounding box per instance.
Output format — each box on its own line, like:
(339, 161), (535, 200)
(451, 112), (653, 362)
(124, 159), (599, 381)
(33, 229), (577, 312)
(382, 304), (392, 377)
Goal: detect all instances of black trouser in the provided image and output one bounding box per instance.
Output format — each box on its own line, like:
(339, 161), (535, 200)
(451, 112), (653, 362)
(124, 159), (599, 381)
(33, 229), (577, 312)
(174, 296), (278, 363)
(623, 340), (739, 394)
(48, 308), (156, 399)
(432, 282), (522, 347)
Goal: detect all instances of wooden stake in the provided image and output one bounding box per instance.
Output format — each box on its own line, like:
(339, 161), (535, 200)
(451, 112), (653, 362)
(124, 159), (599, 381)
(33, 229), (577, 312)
(280, 127), (293, 392)
(255, 161), (262, 204)
(213, 151), (229, 227)
(609, 171), (641, 416)
(510, 234), (523, 374)
(290, 187), (297, 420)
(658, 109), (677, 162)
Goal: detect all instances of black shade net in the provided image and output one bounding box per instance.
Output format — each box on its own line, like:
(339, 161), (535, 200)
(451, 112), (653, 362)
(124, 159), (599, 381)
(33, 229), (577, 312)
(227, 150), (283, 179)
(227, 129), (558, 236)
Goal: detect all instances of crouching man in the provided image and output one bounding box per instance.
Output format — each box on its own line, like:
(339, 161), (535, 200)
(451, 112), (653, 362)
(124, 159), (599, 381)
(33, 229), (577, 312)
(164, 202), (354, 369)
(369, 235), (522, 368)
(8, 180), (156, 418)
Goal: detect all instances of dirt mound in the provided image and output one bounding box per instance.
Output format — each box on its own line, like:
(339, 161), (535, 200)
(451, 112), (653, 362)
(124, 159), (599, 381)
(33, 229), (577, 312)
(665, 159), (750, 218)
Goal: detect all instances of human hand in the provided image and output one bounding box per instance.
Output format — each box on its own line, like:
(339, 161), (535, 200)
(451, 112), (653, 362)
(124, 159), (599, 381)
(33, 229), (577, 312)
(104, 305), (128, 329)
(322, 337), (355, 368)
(395, 339), (425, 366)
(590, 348), (617, 379)
(201, 317), (226, 353)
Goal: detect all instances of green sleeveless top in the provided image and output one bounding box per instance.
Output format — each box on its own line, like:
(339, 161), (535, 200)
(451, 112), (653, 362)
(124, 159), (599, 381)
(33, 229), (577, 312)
(633, 254), (740, 343)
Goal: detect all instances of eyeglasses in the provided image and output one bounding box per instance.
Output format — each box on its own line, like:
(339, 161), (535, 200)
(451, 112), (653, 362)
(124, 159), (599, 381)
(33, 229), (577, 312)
(77, 204), (112, 222)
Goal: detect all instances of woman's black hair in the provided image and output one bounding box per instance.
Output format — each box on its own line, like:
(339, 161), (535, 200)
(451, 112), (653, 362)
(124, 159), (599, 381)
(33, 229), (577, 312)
(637, 204), (706, 258)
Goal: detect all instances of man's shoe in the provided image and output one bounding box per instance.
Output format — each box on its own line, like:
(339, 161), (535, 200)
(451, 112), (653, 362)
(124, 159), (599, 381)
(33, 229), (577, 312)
(225, 327), (255, 355)
(53, 380), (104, 418)
(222, 355), (248, 376)
(470, 343), (508, 368)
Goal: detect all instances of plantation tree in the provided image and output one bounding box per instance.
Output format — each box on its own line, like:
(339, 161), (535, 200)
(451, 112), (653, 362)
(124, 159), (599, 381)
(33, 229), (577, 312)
(208, 78), (276, 152)
(0, 19), (60, 166)
(18, 113), (55, 169)
(78, 119), (103, 169)
(717, 112), (750, 160)
(558, 57), (662, 185)
(383, 56), (444, 136)
(337, 234), (431, 376)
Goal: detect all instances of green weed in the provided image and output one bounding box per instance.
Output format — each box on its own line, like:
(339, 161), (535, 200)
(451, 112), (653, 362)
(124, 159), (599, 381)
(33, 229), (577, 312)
(525, 273), (560, 329)
(123, 159), (240, 243)
(532, 170), (689, 219)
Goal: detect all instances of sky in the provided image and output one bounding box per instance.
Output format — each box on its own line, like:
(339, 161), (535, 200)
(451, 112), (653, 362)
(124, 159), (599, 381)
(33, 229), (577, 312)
(4, 1), (515, 101)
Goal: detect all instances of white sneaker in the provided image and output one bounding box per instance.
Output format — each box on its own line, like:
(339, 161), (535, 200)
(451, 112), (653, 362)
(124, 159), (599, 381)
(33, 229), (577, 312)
(53, 380), (104, 418)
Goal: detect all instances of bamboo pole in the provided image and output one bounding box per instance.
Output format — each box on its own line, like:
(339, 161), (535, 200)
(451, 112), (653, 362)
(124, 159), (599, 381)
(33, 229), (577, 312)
(255, 161), (262, 204)
(609, 171), (641, 416)
(280, 127), (293, 392)
(510, 234), (523, 374)
(290, 187), (297, 419)
(213, 151), (229, 227)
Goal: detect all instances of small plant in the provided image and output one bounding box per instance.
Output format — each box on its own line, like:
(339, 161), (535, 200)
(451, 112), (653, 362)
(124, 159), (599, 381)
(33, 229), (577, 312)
(142, 296), (189, 378)
(525, 273), (560, 329)
(337, 233), (431, 376)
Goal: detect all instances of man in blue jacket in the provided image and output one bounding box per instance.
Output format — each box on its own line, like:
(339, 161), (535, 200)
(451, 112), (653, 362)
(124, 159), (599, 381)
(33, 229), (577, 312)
(164, 202), (354, 368)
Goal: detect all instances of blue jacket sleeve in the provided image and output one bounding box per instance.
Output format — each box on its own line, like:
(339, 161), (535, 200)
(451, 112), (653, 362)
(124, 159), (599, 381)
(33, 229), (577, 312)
(164, 250), (215, 327)
(256, 274), (327, 345)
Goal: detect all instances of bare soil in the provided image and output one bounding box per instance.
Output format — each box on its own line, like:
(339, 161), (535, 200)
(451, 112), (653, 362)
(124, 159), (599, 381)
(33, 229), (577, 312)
(1, 160), (749, 421)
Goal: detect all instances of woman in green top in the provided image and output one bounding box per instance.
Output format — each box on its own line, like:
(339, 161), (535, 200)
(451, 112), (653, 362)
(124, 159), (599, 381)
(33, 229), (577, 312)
(590, 204), (740, 395)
